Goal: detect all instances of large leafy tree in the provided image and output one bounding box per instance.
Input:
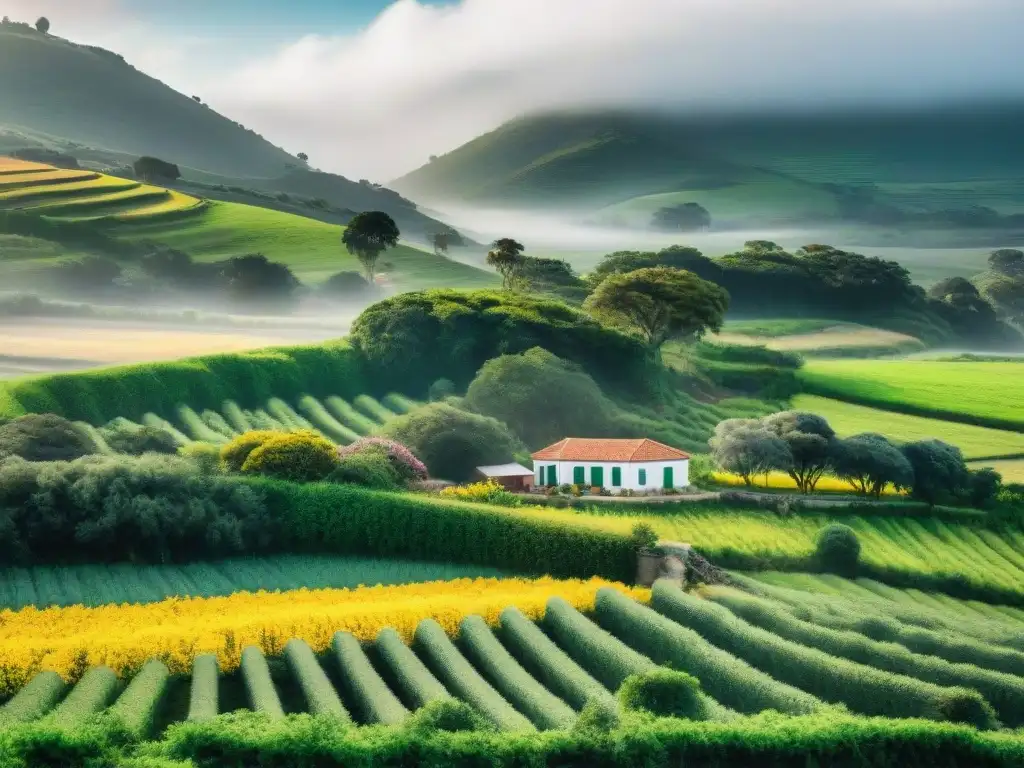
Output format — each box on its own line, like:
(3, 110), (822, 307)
(762, 411), (837, 493)
(989, 249), (1024, 277)
(583, 267), (728, 355)
(342, 211), (400, 282)
(709, 419), (792, 487)
(833, 433), (914, 497)
(486, 238), (526, 290)
(901, 439), (969, 506)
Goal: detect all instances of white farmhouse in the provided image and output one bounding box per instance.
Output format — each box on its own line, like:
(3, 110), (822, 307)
(531, 438), (690, 494)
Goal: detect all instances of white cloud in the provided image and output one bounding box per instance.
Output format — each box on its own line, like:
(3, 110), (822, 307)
(4, 0), (1023, 180)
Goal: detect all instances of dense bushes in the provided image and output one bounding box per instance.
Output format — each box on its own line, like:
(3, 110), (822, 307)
(350, 289), (655, 396)
(337, 437), (427, 482)
(0, 455), (273, 565)
(259, 480), (636, 582)
(383, 402), (522, 482)
(0, 413), (95, 461)
(815, 523), (861, 575)
(240, 430), (339, 481)
(100, 418), (179, 455)
(618, 669), (706, 719)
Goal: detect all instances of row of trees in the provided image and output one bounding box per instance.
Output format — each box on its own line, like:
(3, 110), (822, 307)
(710, 411), (999, 507)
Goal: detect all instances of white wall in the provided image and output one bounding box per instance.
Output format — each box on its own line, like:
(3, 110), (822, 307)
(533, 459), (689, 492)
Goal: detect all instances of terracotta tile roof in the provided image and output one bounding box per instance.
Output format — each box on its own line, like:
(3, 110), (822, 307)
(531, 438), (690, 462)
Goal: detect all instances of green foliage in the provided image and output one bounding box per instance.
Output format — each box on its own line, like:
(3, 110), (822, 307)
(297, 395), (361, 443)
(486, 237), (526, 290)
(594, 588), (822, 716)
(650, 582), (999, 728)
(709, 419), (792, 487)
(428, 378), (456, 402)
(237, 430), (337, 481)
(0, 672), (66, 724)
(342, 211), (400, 280)
(762, 411), (837, 493)
(105, 659), (170, 738)
(178, 442), (221, 474)
(325, 396), (377, 435)
(966, 468), (1003, 509)
(101, 419), (180, 456)
(331, 632), (405, 724)
(0, 454), (271, 566)
(0, 341), (368, 425)
(240, 646), (284, 719)
(382, 402), (521, 482)
(629, 523), (658, 552)
(832, 433), (914, 497)
(815, 524), (861, 576)
(0, 413), (96, 461)
(543, 597), (656, 691)
(618, 669), (706, 719)
(413, 618), (534, 731)
(47, 666), (119, 726)
(705, 588), (1024, 726)
(404, 698), (489, 734)
(584, 267), (729, 351)
(458, 615), (575, 730)
(572, 698), (621, 734)
(498, 606), (616, 714)
(186, 654), (219, 722)
(320, 270), (372, 300)
(329, 446), (402, 490)
(374, 627), (452, 710)
(902, 439), (970, 506)
(285, 638), (348, 720)
(350, 289), (653, 396)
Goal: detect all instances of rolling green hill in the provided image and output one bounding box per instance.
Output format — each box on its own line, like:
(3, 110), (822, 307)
(394, 106), (1024, 227)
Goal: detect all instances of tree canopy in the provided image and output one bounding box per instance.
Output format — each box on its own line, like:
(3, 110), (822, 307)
(583, 267), (728, 353)
(709, 419), (792, 487)
(486, 238), (527, 290)
(341, 211), (400, 282)
(133, 156), (180, 183)
(901, 439), (969, 506)
(761, 411), (837, 494)
(35, 16), (49, 33)
(832, 433), (914, 497)
(651, 203), (711, 232)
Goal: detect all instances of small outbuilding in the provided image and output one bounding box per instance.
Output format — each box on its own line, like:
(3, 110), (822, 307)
(532, 438), (690, 493)
(474, 462), (536, 492)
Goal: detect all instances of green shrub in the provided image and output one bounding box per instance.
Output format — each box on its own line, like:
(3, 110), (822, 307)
(618, 669), (706, 718)
(329, 447), (402, 489)
(650, 582), (999, 728)
(413, 618), (534, 731)
(220, 430), (284, 472)
(101, 419), (180, 455)
(572, 698), (621, 734)
(286, 638), (348, 719)
(240, 430), (340, 481)
(178, 442), (221, 474)
(332, 631), (406, 725)
(629, 522), (659, 552)
(594, 587), (821, 716)
(815, 523), (860, 575)
(0, 413), (96, 461)
(383, 402), (523, 482)
(458, 614), (575, 730)
(428, 378), (456, 402)
(240, 646), (284, 718)
(404, 698), (489, 733)
(337, 437), (428, 482)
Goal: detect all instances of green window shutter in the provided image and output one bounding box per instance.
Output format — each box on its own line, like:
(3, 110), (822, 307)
(537, 465), (544, 485)
(547, 465), (557, 486)
(573, 466), (585, 484)
(611, 467), (621, 487)
(663, 466), (674, 489)
(638, 468), (647, 485)
(591, 466), (604, 488)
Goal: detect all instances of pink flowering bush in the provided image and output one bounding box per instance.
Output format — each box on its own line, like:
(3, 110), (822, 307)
(337, 437), (428, 481)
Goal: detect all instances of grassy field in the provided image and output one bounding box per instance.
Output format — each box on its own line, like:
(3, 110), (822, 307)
(969, 458), (1024, 484)
(791, 394), (1024, 460)
(799, 359), (1024, 431)
(715, 322), (924, 357)
(0, 556), (512, 610)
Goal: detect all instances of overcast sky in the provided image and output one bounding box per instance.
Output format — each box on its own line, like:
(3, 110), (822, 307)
(2, 0), (1023, 180)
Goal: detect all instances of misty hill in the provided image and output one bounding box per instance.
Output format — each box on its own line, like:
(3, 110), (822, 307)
(393, 106), (1024, 228)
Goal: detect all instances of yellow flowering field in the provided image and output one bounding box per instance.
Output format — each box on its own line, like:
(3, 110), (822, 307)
(711, 471), (903, 495)
(0, 576), (647, 695)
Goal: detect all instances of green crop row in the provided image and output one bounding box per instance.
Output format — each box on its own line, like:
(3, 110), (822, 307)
(287, 638), (349, 720)
(46, 666), (119, 727)
(332, 632), (405, 725)
(186, 654), (219, 722)
(498, 606), (616, 714)
(240, 646), (284, 719)
(459, 615), (575, 730)
(105, 659), (169, 737)
(650, 582), (999, 728)
(373, 628), (451, 710)
(706, 587), (1024, 726)
(0, 672), (66, 724)
(594, 588), (822, 716)
(413, 618), (533, 731)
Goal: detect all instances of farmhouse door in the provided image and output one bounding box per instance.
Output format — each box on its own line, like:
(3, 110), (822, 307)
(663, 466), (674, 489)
(547, 465), (557, 486)
(591, 467), (604, 487)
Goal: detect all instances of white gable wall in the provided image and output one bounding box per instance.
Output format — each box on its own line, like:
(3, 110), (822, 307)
(533, 459), (689, 492)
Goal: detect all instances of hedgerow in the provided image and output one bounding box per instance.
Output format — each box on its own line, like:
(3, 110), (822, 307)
(240, 646), (284, 719)
(186, 654), (219, 722)
(286, 639), (348, 720)
(708, 587), (1024, 726)
(498, 606), (616, 714)
(0, 672), (66, 723)
(458, 615), (575, 730)
(374, 627), (451, 710)
(331, 632), (405, 725)
(104, 659), (170, 738)
(650, 582), (1000, 728)
(46, 666), (119, 726)
(593, 588), (823, 716)
(413, 618), (533, 731)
